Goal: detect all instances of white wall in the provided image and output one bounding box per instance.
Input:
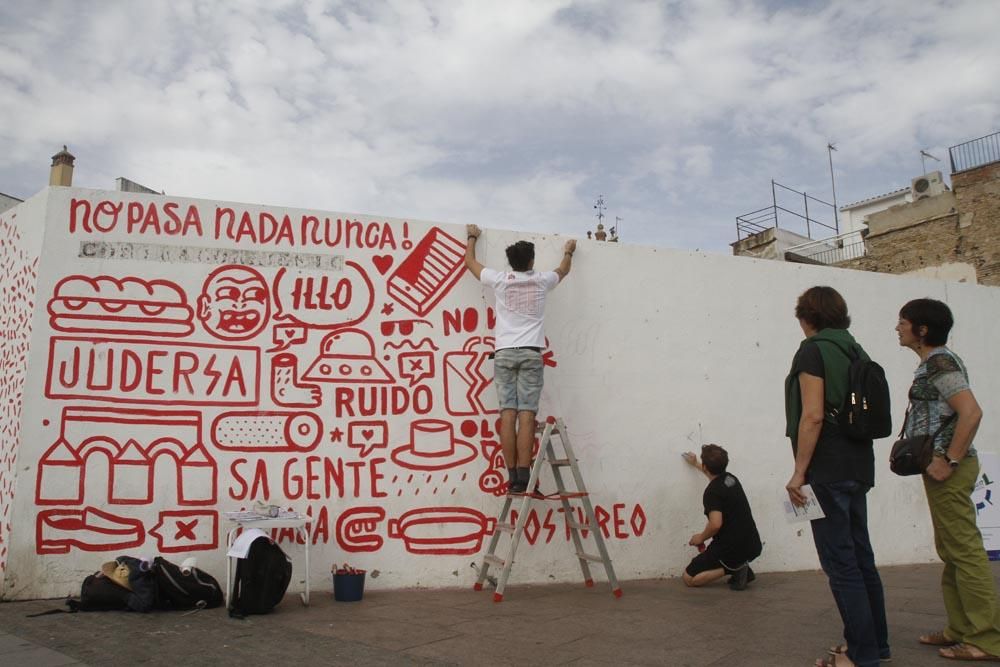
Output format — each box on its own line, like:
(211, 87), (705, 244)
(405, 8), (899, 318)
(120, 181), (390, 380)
(0, 190), (48, 593)
(4, 186), (999, 600)
(839, 191), (910, 234)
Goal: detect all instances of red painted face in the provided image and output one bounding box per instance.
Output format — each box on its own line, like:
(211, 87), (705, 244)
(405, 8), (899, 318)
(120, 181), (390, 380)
(198, 266), (270, 340)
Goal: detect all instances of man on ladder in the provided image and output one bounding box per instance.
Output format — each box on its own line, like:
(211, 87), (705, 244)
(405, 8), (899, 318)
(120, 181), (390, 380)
(463, 224), (576, 494)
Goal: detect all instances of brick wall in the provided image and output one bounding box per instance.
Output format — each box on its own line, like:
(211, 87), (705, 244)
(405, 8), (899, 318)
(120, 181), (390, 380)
(836, 160), (1000, 286)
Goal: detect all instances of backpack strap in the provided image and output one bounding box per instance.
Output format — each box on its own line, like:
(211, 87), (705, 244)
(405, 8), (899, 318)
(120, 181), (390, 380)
(810, 338), (857, 421)
(26, 598), (80, 617)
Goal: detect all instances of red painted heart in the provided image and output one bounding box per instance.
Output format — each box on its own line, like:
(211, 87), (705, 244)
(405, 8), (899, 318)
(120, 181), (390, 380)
(362, 429), (374, 440)
(373, 255), (393, 275)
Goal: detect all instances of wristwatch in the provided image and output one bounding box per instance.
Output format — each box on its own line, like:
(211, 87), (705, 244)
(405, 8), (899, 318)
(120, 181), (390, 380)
(946, 456), (961, 469)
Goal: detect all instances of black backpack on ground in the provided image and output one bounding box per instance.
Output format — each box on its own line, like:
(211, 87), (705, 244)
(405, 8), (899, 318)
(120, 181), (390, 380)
(229, 536), (292, 618)
(27, 563), (147, 616)
(817, 339), (893, 441)
(153, 557), (224, 610)
(69, 573), (133, 611)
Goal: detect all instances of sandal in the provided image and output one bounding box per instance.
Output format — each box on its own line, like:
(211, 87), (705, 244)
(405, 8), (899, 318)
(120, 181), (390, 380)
(828, 644), (892, 662)
(815, 653), (855, 667)
(920, 631), (958, 646)
(939, 643), (1000, 661)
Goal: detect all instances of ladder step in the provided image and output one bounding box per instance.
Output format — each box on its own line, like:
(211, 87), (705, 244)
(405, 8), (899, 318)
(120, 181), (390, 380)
(576, 552), (605, 563)
(565, 520), (589, 531)
(484, 555), (505, 567)
(549, 458), (572, 466)
(496, 523), (515, 534)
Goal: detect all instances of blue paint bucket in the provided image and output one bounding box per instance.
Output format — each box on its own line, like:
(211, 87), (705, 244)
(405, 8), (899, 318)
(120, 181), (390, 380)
(333, 571), (366, 602)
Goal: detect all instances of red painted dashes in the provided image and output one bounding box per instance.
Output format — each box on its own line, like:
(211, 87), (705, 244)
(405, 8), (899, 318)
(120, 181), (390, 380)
(0, 214), (39, 576)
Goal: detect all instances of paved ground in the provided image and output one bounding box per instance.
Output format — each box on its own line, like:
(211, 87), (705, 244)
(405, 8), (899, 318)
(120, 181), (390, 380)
(0, 562), (996, 666)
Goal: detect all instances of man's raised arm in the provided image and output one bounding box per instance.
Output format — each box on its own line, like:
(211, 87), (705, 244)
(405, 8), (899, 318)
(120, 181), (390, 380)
(554, 239), (576, 281)
(464, 224), (484, 280)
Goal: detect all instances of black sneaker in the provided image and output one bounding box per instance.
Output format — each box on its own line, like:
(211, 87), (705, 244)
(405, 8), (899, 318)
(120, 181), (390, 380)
(728, 565), (752, 591)
(508, 480), (528, 495)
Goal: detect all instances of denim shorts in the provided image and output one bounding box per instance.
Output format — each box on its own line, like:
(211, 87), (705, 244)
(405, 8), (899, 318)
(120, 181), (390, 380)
(493, 348), (544, 413)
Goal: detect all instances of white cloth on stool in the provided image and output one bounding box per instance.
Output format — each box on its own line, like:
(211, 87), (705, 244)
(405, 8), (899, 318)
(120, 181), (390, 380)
(227, 528), (267, 558)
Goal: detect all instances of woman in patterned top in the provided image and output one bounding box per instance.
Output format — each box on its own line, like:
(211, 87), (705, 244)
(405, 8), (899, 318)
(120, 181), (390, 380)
(897, 298), (1000, 662)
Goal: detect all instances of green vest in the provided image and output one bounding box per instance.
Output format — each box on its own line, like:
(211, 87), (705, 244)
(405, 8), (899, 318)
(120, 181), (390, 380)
(784, 328), (868, 444)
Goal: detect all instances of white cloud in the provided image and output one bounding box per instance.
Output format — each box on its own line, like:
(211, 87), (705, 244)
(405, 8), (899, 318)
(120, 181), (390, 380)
(0, 0), (998, 250)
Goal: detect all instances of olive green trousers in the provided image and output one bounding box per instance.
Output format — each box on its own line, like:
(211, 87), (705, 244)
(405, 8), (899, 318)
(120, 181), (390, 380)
(924, 456), (1000, 655)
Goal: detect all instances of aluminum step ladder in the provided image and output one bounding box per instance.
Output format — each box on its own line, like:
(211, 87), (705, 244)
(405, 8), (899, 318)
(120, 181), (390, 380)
(473, 416), (622, 602)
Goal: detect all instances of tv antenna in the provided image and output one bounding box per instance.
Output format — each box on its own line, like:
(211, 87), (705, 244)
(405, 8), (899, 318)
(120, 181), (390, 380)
(827, 142), (839, 230)
(593, 195), (606, 226)
(920, 149), (941, 175)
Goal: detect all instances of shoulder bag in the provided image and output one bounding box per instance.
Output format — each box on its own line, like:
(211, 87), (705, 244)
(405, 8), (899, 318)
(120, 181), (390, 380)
(889, 408), (957, 477)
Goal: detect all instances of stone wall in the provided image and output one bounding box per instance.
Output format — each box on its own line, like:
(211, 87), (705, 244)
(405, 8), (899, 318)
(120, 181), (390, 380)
(953, 161), (1000, 284)
(837, 160), (1000, 285)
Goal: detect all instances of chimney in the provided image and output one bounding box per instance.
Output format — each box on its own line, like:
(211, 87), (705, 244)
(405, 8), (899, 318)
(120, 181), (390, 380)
(50, 145), (75, 186)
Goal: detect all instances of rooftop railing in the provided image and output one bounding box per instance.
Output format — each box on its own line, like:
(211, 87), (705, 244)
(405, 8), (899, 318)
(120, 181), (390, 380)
(784, 229), (866, 265)
(735, 180), (838, 241)
(949, 131), (1000, 174)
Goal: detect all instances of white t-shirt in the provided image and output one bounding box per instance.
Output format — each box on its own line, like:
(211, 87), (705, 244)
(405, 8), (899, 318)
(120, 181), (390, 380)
(479, 268), (560, 350)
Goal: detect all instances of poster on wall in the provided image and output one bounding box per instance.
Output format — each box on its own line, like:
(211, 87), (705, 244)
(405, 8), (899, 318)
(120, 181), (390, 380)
(974, 452), (1000, 560)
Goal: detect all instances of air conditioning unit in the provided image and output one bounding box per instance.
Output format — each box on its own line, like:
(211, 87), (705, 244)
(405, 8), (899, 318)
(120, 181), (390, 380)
(911, 171), (946, 200)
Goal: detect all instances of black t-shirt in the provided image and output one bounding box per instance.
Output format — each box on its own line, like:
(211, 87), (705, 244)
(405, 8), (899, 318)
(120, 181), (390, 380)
(703, 473), (762, 564)
(792, 342), (875, 487)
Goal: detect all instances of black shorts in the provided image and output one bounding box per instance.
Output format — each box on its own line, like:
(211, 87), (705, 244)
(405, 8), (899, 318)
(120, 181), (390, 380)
(685, 548), (750, 577)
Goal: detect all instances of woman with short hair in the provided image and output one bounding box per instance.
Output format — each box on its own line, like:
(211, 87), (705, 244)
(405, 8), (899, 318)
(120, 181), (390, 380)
(784, 286), (890, 667)
(897, 298), (1000, 662)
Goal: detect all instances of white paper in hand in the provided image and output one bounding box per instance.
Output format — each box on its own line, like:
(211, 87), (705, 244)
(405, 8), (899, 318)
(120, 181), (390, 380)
(783, 484), (825, 523)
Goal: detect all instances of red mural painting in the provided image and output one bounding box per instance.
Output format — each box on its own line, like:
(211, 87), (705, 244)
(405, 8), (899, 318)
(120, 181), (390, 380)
(303, 328), (395, 384)
(36, 506), (145, 554)
(21, 210), (649, 570)
(35, 407), (216, 507)
(387, 506), (495, 555)
(197, 265), (270, 340)
(395, 350), (435, 387)
(0, 213), (39, 574)
(269, 324), (308, 352)
(272, 260), (374, 330)
(48, 275), (194, 337)
(390, 419), (477, 472)
(45, 337), (260, 405)
(336, 506), (386, 552)
(477, 439), (507, 496)
(347, 420), (389, 458)
(270, 352), (321, 407)
(211, 411), (323, 453)
(149, 510), (218, 553)
(511, 504), (648, 547)
(443, 336), (498, 416)
(387, 228), (466, 317)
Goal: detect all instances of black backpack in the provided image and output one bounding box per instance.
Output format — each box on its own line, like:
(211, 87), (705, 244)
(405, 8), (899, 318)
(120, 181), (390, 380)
(69, 573), (133, 611)
(28, 568), (142, 616)
(817, 339), (892, 441)
(229, 536), (292, 617)
(153, 557), (224, 610)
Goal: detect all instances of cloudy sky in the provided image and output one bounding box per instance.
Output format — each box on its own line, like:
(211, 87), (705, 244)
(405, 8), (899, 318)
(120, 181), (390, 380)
(1, 0), (998, 251)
